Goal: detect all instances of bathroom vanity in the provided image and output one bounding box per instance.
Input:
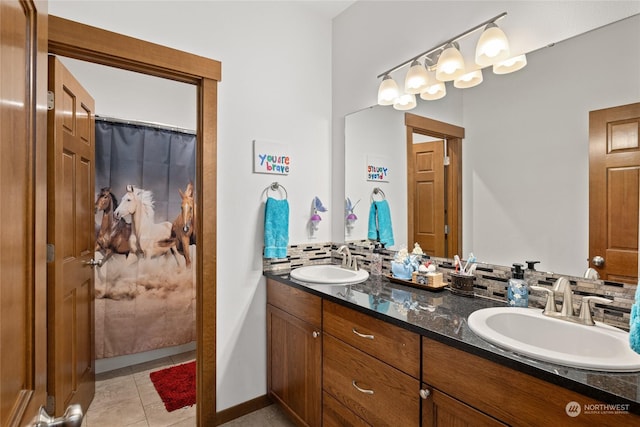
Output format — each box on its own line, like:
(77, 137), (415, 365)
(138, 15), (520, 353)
(265, 272), (640, 426)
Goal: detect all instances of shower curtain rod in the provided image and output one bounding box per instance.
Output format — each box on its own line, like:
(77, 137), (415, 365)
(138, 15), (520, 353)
(96, 115), (196, 135)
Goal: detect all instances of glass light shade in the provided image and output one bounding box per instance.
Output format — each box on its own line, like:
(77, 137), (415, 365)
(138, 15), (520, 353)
(377, 75), (399, 106)
(475, 24), (510, 67)
(493, 54), (527, 74)
(419, 69), (446, 100)
(454, 69), (483, 89)
(436, 44), (465, 82)
(404, 60), (429, 94)
(393, 93), (416, 111)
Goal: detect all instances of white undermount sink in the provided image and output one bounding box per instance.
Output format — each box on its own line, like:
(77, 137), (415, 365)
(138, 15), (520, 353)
(467, 307), (640, 372)
(290, 264), (369, 285)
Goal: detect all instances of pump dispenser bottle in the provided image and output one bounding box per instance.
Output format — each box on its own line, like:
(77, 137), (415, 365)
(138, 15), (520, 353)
(370, 242), (383, 276)
(507, 263), (528, 307)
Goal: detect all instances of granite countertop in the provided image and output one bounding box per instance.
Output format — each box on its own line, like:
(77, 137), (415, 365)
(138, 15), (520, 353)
(264, 269), (640, 415)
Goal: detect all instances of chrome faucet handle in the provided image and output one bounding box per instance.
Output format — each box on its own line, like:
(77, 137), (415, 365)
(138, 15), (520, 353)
(579, 296), (611, 326)
(351, 255), (361, 271)
(530, 286), (557, 314)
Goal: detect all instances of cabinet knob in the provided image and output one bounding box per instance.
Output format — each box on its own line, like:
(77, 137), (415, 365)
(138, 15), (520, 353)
(419, 389), (431, 399)
(312, 331), (320, 338)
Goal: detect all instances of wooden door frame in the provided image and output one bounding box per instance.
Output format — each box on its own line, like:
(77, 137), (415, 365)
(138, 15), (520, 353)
(48, 16), (220, 425)
(405, 113), (464, 258)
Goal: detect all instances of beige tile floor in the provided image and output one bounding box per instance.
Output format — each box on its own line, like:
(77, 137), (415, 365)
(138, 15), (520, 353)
(82, 351), (294, 427)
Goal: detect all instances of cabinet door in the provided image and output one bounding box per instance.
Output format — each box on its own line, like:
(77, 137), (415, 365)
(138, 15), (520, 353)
(422, 386), (507, 427)
(267, 304), (322, 427)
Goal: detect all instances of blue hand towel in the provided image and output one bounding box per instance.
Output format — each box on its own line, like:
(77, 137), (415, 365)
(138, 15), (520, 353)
(367, 200), (394, 247)
(630, 279), (640, 354)
(264, 197), (289, 259)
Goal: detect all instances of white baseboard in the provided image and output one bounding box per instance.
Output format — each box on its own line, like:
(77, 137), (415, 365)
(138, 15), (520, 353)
(95, 341), (197, 374)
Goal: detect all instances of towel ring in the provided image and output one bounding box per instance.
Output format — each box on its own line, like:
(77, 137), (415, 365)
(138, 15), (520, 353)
(266, 182), (288, 200)
(370, 187), (386, 202)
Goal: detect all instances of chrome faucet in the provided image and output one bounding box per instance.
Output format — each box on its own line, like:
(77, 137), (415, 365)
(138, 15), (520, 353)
(337, 245), (359, 271)
(531, 277), (611, 326)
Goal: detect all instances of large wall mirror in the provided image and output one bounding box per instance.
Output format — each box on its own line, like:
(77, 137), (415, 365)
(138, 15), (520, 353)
(345, 15), (640, 278)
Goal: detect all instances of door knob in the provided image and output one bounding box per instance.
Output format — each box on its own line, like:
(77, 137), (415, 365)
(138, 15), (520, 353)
(83, 258), (102, 267)
(419, 388), (431, 399)
(33, 404), (83, 427)
(591, 255), (605, 267)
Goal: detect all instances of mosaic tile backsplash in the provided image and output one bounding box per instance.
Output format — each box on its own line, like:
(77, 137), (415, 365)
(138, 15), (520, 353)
(263, 240), (637, 331)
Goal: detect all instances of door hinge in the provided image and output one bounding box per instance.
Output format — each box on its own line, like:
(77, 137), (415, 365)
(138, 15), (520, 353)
(444, 224), (449, 235)
(46, 244), (55, 263)
(47, 91), (54, 110)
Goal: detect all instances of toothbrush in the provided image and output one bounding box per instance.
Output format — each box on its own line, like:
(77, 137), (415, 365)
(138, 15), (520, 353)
(462, 253), (476, 274)
(454, 255), (461, 273)
(466, 263), (477, 276)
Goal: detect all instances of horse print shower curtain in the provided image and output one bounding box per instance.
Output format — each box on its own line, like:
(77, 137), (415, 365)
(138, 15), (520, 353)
(94, 118), (196, 358)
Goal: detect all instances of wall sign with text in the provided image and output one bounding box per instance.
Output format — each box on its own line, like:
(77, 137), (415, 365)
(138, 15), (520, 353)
(253, 140), (291, 175)
(366, 156), (389, 182)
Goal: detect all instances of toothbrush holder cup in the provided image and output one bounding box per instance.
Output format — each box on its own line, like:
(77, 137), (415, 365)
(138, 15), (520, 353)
(449, 273), (475, 297)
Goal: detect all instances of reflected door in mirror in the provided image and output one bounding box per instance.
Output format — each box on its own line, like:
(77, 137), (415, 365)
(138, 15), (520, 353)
(589, 102), (640, 284)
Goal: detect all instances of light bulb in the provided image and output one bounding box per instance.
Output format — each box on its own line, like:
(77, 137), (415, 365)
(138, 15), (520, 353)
(377, 75), (399, 106)
(475, 23), (510, 66)
(436, 43), (465, 81)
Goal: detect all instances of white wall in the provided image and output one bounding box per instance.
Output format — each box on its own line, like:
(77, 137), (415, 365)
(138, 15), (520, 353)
(49, 0), (334, 411)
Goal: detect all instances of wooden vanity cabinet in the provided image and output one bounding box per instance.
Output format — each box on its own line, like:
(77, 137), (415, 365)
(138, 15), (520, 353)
(422, 337), (640, 427)
(322, 300), (421, 426)
(267, 279), (322, 427)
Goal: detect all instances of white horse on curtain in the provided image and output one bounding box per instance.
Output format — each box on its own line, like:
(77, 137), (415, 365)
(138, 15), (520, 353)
(114, 185), (178, 262)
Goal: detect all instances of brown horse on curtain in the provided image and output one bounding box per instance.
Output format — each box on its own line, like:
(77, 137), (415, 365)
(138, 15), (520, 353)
(94, 187), (132, 263)
(169, 182), (197, 267)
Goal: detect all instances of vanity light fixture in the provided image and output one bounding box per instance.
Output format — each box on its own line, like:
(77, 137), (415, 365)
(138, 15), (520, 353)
(404, 59), (430, 94)
(475, 22), (510, 67)
(435, 42), (465, 82)
(454, 69), (483, 89)
(377, 74), (400, 106)
(393, 93), (417, 111)
(493, 54), (527, 74)
(376, 12), (527, 109)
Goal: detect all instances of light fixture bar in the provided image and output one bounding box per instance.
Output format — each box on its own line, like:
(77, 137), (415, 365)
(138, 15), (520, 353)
(376, 12), (507, 78)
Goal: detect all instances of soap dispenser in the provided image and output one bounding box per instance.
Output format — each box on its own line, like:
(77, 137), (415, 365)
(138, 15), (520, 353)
(507, 263), (528, 307)
(370, 242), (384, 276)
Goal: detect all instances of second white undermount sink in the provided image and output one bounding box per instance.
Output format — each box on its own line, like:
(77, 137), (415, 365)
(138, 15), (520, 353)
(290, 264), (369, 285)
(467, 307), (640, 372)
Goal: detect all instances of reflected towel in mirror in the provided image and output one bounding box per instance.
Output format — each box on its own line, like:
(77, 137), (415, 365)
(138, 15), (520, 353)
(368, 200), (394, 247)
(264, 197), (289, 259)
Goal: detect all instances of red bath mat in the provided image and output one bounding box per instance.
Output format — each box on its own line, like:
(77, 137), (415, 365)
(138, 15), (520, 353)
(150, 361), (196, 412)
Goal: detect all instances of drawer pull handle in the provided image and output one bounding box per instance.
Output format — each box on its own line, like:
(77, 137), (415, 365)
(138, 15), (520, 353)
(312, 331), (320, 338)
(419, 389), (431, 399)
(352, 380), (374, 395)
(352, 328), (374, 340)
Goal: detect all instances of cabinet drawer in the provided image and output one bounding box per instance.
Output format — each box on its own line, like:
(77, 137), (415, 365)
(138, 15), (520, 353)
(323, 300), (420, 377)
(267, 278), (321, 327)
(324, 334), (420, 426)
(323, 391), (370, 427)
